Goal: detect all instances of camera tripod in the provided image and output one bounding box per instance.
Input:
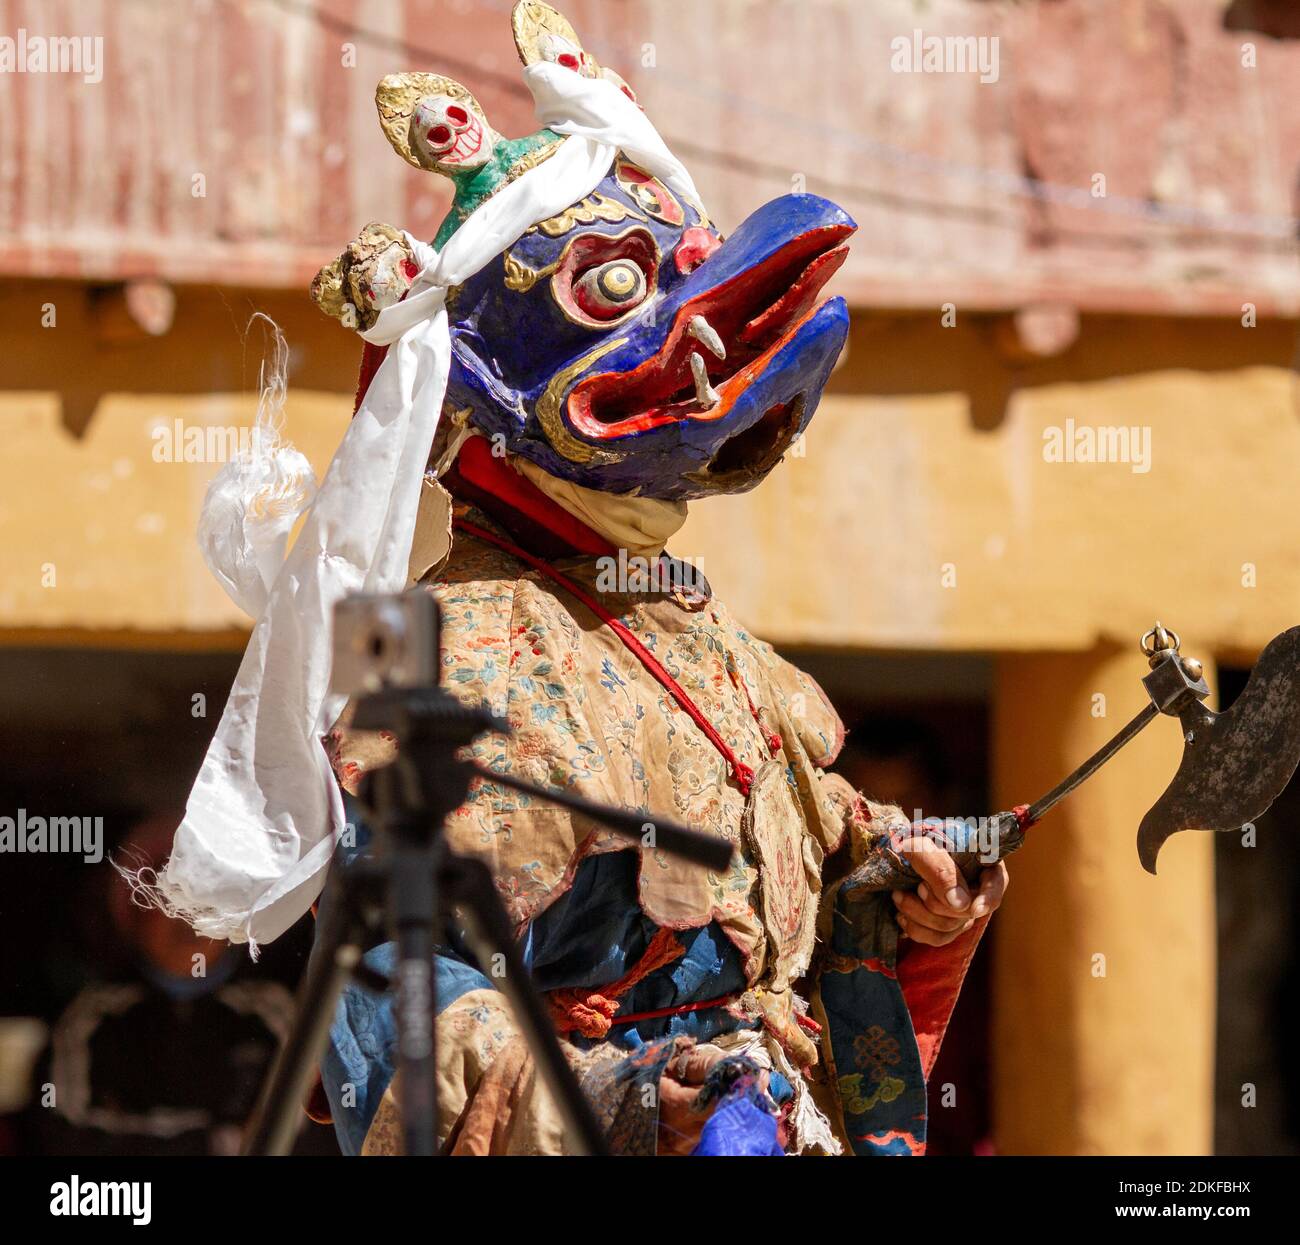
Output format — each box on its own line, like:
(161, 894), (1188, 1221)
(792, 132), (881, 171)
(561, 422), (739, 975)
(243, 681), (733, 1157)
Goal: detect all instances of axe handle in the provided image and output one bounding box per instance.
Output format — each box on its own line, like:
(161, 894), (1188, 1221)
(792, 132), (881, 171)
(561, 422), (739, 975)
(1026, 702), (1159, 824)
(853, 702), (1163, 896)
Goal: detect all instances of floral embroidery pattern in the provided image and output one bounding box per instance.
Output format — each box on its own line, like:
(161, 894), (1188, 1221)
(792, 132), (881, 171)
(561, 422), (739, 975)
(327, 521), (848, 983)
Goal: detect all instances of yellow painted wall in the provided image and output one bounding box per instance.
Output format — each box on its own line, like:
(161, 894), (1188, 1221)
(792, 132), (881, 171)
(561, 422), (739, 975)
(677, 369), (1300, 657)
(4, 367), (1296, 658)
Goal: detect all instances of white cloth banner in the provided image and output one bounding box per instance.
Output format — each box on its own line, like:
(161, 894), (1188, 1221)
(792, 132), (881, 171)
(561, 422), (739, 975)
(156, 62), (696, 948)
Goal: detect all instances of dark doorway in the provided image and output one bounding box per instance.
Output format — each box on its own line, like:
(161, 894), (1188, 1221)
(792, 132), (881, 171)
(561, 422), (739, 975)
(0, 647), (334, 1156)
(1214, 665), (1300, 1156)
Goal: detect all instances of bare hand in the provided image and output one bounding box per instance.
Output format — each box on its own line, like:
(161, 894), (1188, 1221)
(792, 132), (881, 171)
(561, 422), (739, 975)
(890, 835), (1009, 948)
(656, 1044), (729, 1156)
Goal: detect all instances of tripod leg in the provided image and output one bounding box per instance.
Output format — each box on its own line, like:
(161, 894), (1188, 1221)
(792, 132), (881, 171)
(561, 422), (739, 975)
(441, 854), (612, 1157)
(243, 868), (364, 1157)
(388, 831), (440, 1157)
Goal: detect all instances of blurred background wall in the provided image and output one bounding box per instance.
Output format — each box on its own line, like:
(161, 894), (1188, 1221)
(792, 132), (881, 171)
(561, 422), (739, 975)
(1, 0), (1298, 1155)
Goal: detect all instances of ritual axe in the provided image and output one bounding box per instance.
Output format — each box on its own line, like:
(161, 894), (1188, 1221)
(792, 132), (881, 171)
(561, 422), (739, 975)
(880, 622), (1300, 885)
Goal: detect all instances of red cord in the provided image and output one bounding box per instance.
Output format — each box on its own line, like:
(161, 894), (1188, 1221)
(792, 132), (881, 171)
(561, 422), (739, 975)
(608, 993), (739, 1026)
(454, 517), (755, 795)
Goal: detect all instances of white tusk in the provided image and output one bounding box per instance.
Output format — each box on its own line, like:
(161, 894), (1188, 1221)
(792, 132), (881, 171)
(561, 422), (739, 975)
(689, 351), (721, 409)
(688, 314), (726, 360)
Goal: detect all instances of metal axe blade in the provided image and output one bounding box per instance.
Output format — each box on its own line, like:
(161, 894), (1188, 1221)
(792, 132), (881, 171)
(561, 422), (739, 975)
(1138, 625), (1300, 873)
